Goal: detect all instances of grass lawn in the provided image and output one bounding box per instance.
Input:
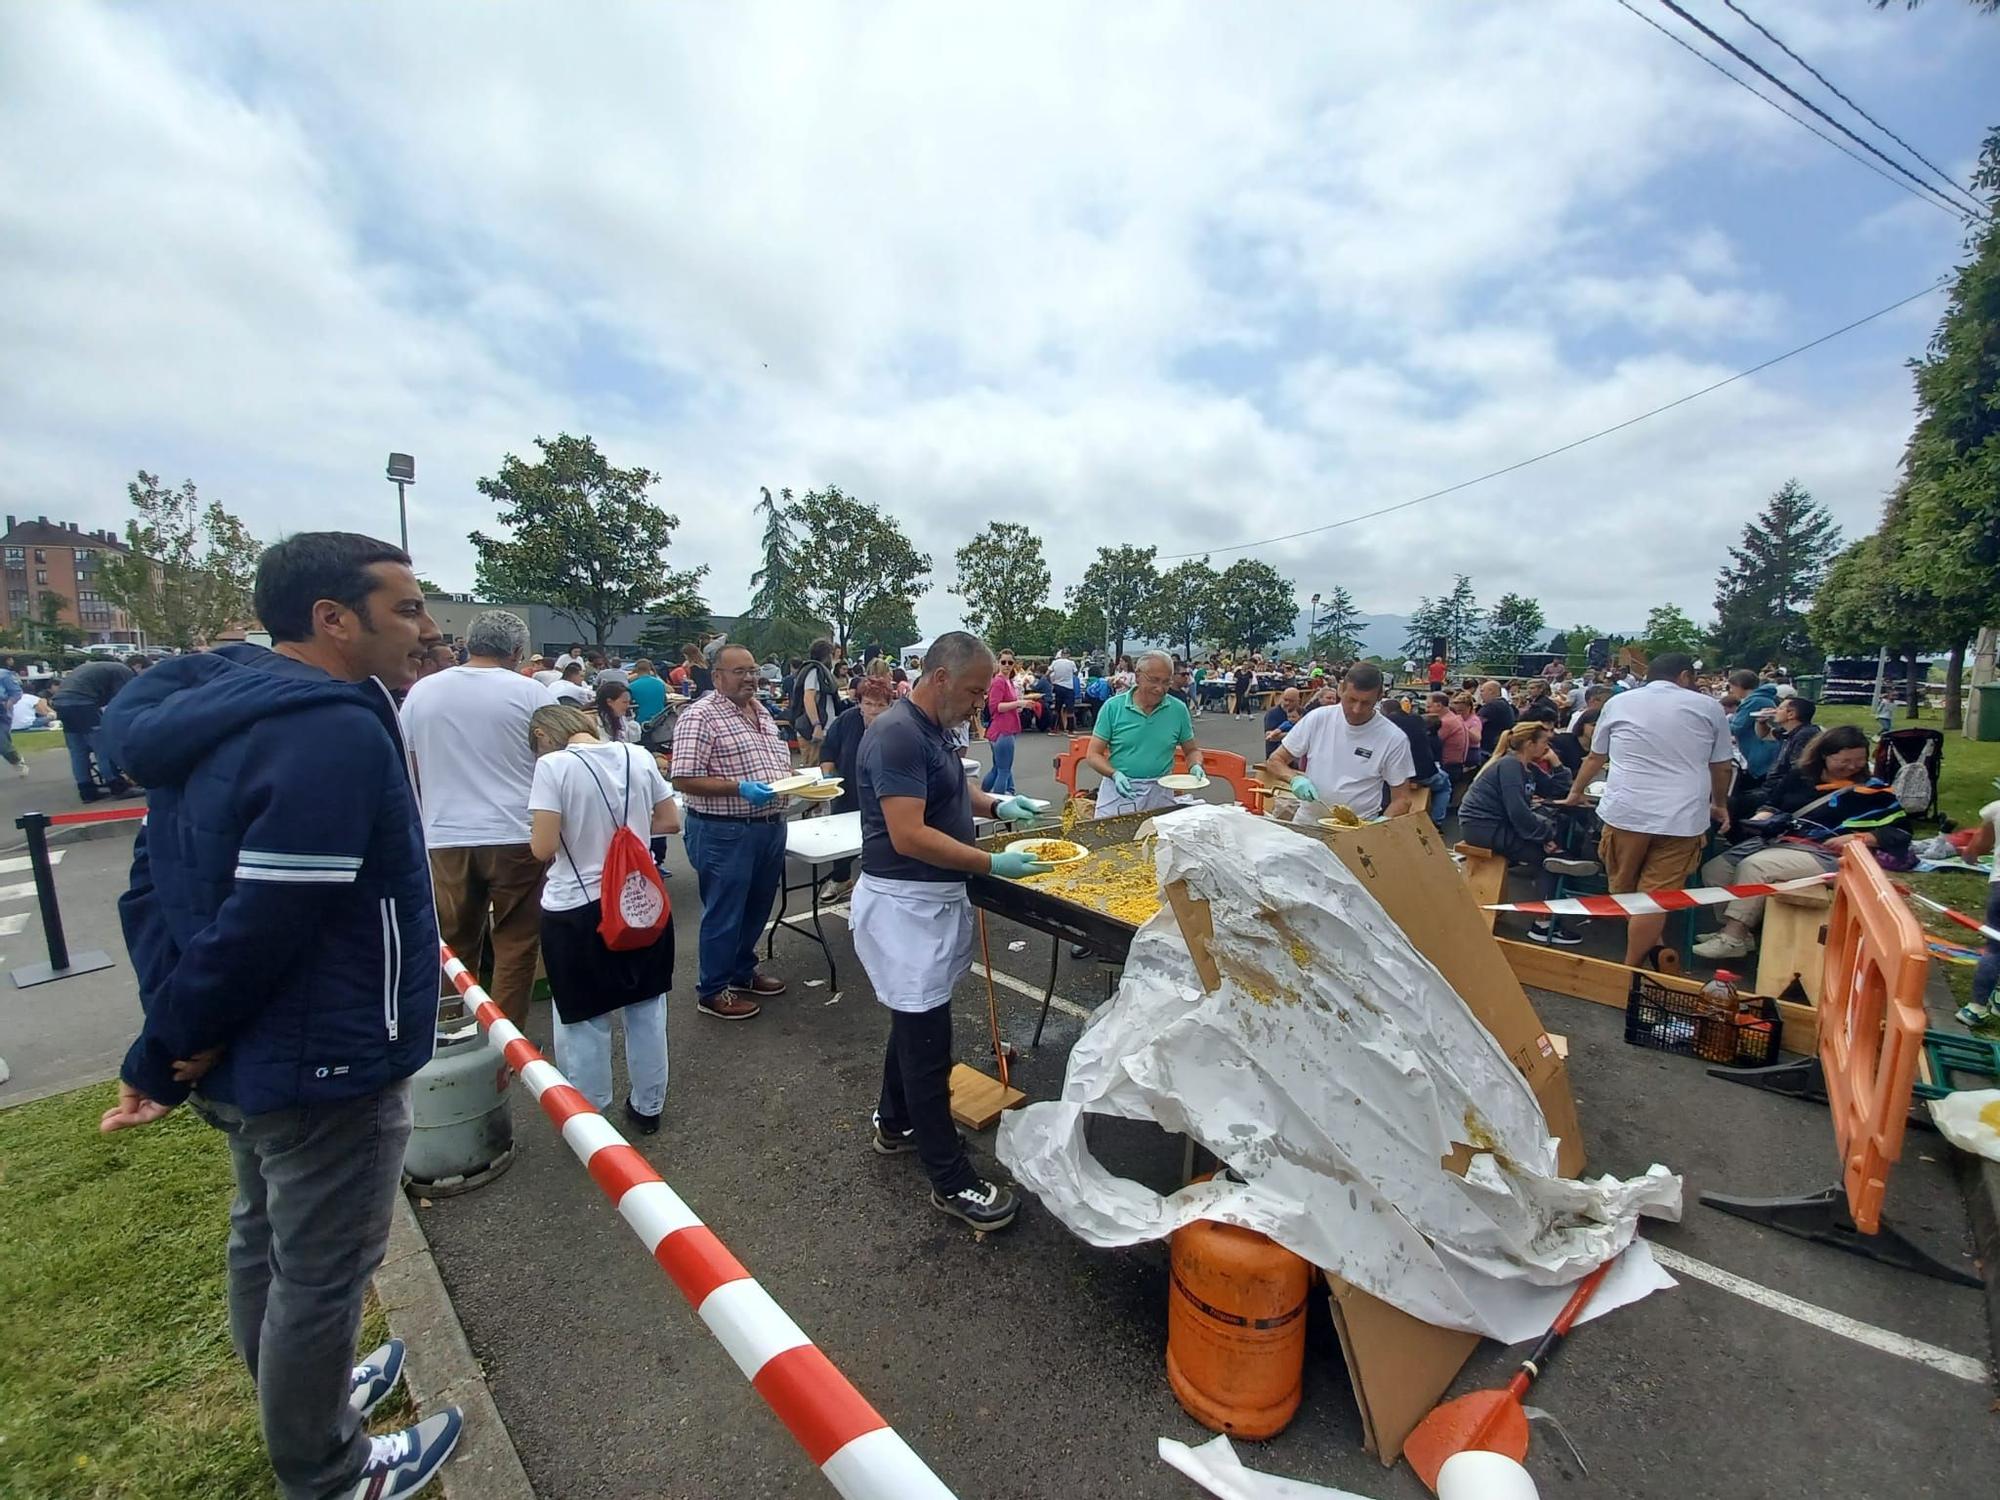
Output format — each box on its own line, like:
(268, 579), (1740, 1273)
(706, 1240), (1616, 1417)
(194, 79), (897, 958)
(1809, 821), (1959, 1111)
(1817, 705), (1996, 1009)
(0, 1085), (419, 1499)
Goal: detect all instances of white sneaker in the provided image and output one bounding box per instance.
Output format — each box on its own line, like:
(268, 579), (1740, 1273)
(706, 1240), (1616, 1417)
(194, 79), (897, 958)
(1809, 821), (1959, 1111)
(1693, 931), (1755, 960)
(13, 760), (26, 778)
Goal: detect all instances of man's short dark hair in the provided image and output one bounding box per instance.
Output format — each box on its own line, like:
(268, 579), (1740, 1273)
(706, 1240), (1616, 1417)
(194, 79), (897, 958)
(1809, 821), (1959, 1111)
(1345, 661), (1384, 694)
(1787, 695), (1818, 724)
(1521, 701), (1560, 726)
(809, 638), (835, 664)
(1727, 668), (1760, 690)
(1586, 684), (1612, 703)
(253, 532), (410, 644)
(1648, 652), (1695, 683)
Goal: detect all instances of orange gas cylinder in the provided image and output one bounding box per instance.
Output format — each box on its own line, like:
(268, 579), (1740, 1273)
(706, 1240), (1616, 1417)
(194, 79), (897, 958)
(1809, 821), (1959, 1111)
(1165, 1214), (1311, 1439)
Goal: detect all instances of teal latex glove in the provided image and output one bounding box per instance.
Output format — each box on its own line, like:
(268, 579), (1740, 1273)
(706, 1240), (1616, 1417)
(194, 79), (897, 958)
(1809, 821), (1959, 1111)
(1190, 765), (1209, 785)
(1112, 770), (1136, 798)
(993, 795), (1040, 824)
(737, 779), (778, 808)
(989, 850), (1054, 879)
(1289, 774), (1318, 803)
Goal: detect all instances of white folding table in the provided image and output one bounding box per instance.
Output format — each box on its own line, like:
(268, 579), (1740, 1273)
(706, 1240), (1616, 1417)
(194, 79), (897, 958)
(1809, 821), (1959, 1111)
(766, 809), (862, 989)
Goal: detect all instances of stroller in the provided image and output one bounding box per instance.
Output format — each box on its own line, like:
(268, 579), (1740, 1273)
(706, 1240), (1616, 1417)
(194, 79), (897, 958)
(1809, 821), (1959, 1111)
(1871, 727), (1944, 821)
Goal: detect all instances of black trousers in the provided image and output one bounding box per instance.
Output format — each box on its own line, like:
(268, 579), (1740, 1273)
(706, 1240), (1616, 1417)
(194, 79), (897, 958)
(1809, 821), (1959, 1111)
(878, 1003), (977, 1196)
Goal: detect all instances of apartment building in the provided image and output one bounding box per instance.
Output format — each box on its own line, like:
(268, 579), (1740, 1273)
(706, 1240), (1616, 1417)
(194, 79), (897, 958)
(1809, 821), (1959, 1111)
(0, 515), (147, 646)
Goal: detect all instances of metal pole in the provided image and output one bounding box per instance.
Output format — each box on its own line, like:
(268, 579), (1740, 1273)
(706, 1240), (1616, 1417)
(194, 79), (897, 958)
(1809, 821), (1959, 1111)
(395, 479), (409, 554)
(18, 813), (69, 973)
(1872, 645), (1888, 714)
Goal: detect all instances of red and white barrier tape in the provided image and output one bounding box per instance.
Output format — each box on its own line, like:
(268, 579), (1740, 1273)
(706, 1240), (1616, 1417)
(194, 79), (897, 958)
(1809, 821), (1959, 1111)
(439, 944), (955, 1500)
(1485, 871), (1836, 918)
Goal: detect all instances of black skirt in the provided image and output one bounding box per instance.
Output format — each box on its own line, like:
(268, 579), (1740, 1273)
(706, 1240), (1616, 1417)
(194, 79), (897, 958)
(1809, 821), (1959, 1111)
(539, 901), (675, 1026)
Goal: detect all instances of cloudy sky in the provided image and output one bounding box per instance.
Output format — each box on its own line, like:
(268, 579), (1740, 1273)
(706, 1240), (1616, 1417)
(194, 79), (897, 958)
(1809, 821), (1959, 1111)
(3, 1), (1994, 639)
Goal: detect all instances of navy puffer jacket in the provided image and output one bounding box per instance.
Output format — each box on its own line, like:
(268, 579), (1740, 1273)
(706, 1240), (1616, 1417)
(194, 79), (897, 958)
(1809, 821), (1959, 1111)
(101, 646), (439, 1115)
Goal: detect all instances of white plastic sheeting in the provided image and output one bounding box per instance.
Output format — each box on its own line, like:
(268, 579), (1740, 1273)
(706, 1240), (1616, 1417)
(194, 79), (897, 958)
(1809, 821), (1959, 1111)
(997, 806), (1682, 1342)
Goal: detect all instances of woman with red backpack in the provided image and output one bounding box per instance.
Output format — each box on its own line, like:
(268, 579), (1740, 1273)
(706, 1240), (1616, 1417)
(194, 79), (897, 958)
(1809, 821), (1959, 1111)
(527, 704), (679, 1135)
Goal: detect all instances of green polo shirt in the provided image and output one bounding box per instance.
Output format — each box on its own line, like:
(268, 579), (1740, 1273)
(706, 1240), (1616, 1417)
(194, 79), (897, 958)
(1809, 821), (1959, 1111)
(1094, 689), (1194, 777)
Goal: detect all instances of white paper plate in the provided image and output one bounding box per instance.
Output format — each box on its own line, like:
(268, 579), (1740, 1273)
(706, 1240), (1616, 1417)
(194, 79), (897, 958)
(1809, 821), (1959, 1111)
(1586, 780), (1608, 799)
(1157, 773), (1206, 791)
(791, 780), (844, 800)
(1003, 837), (1090, 866)
(767, 772), (824, 795)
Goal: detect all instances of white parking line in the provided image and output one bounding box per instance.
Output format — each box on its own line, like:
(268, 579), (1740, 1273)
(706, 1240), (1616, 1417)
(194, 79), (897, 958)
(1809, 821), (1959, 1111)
(1650, 1243), (1987, 1383)
(0, 851), (61, 875)
(0, 913), (28, 937)
(0, 882), (36, 902)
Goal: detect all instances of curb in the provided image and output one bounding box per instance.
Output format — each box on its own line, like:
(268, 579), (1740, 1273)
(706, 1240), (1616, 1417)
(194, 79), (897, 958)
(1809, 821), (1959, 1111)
(376, 1190), (538, 1500)
(1954, 1145), (2000, 1375)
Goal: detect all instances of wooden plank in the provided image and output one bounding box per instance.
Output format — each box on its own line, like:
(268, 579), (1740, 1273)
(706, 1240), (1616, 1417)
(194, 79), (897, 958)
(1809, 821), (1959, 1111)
(947, 1063), (1025, 1130)
(1496, 938), (1820, 1059)
(1165, 878), (1222, 993)
(1756, 890), (1832, 1007)
(1453, 843), (1507, 933)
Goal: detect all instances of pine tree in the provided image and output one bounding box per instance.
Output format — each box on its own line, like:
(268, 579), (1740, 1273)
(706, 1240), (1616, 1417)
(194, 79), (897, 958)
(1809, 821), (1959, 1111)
(1312, 585), (1363, 660)
(1712, 479), (1842, 668)
(1437, 574), (1481, 664)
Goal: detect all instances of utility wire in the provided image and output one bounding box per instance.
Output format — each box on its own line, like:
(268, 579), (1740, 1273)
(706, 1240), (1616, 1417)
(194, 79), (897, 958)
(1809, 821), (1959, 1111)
(1650, 0), (1991, 223)
(1612, 0), (1970, 223)
(1159, 278), (1947, 562)
(1718, 0), (1984, 214)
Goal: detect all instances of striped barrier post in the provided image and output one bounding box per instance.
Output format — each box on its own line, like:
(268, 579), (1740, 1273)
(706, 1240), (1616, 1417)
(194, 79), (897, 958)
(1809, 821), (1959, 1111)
(439, 943), (957, 1500)
(1483, 871), (1836, 919)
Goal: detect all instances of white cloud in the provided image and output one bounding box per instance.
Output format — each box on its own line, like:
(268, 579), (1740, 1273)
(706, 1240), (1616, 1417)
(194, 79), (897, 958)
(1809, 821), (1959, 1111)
(0, 0), (1989, 645)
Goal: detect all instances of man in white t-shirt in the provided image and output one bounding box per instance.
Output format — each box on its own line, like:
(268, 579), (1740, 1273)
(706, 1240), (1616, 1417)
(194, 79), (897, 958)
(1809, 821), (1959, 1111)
(1047, 647), (1079, 734)
(400, 609), (560, 1025)
(1559, 652), (1732, 968)
(1267, 662), (1417, 819)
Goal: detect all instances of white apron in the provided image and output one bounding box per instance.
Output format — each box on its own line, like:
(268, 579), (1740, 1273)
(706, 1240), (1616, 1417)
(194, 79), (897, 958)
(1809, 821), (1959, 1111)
(851, 873), (975, 1014)
(1093, 777), (1183, 819)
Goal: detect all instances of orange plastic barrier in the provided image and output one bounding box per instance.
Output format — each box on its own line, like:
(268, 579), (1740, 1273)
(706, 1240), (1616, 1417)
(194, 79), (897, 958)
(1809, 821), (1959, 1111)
(1701, 844), (1978, 1285)
(1053, 737), (1261, 812)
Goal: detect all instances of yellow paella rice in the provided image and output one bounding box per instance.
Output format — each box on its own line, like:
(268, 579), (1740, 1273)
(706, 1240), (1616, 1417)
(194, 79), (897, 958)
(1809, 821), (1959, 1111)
(1019, 839), (1162, 925)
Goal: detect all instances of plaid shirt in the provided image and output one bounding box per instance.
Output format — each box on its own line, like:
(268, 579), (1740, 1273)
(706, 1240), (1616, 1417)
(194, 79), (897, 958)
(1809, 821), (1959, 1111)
(671, 691), (793, 816)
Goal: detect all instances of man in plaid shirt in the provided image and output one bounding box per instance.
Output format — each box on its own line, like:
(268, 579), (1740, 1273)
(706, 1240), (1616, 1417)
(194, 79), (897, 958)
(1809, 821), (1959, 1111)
(671, 643), (795, 1020)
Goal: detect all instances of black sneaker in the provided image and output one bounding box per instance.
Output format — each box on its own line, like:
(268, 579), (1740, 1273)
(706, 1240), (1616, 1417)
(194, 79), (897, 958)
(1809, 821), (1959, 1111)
(1529, 921), (1583, 947)
(624, 1099), (661, 1136)
(930, 1178), (1019, 1231)
(871, 1111), (917, 1155)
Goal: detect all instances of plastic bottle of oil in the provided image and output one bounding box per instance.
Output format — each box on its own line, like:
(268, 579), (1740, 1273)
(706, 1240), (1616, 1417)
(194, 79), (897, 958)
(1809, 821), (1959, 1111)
(1696, 969), (1740, 1063)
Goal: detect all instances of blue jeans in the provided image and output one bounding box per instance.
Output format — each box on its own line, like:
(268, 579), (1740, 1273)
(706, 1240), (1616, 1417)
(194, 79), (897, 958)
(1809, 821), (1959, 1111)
(1974, 882), (2000, 1008)
(1427, 766), (1452, 829)
(191, 1082), (412, 1500)
(980, 732), (1016, 794)
(55, 708), (120, 793)
(555, 995), (668, 1115)
(682, 814), (786, 999)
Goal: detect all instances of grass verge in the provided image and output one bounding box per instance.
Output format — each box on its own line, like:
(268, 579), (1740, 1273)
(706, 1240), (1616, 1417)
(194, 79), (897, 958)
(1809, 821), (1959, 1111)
(0, 1084), (415, 1498)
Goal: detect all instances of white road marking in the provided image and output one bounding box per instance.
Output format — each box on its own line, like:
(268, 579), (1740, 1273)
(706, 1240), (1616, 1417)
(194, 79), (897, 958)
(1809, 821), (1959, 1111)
(0, 913), (28, 937)
(1650, 1243), (1987, 1383)
(0, 851), (61, 875)
(0, 882), (36, 902)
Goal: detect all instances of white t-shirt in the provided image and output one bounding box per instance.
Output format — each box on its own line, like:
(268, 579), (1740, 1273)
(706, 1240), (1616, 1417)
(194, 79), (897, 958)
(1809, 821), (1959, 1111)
(552, 681), (591, 705)
(12, 695), (48, 731)
(1590, 680), (1733, 837)
(1280, 707), (1417, 814)
(401, 666), (560, 847)
(533, 670), (562, 686)
(1048, 656), (1078, 688)
(531, 741), (671, 911)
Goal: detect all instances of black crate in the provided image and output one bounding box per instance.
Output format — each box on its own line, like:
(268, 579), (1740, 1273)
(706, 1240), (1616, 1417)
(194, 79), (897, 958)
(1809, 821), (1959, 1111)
(1623, 972), (1782, 1067)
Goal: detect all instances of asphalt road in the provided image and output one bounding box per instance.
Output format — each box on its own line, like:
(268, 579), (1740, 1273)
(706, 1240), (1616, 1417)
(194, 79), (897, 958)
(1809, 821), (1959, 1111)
(413, 710), (1998, 1500)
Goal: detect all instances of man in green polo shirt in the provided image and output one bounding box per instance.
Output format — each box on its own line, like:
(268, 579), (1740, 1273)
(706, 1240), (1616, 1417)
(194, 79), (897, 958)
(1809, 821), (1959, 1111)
(1084, 649), (1206, 817)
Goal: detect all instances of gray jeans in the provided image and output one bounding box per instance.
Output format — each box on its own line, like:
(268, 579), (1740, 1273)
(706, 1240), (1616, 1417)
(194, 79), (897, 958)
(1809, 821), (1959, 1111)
(191, 1081), (412, 1500)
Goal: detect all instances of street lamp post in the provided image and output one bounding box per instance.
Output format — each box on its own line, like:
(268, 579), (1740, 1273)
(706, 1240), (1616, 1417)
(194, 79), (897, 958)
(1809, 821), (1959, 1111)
(386, 452), (415, 554)
(1308, 592), (1321, 657)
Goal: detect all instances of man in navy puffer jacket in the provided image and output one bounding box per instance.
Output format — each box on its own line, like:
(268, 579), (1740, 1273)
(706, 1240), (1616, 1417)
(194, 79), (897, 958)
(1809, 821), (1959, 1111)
(99, 533), (464, 1500)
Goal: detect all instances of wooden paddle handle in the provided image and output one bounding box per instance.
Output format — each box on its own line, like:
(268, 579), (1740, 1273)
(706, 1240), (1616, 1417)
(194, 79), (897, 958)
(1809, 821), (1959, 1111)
(1505, 1259), (1614, 1399)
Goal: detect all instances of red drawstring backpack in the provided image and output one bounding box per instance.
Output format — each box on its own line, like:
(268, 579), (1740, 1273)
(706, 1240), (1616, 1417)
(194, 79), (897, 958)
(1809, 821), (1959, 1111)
(559, 748), (669, 951)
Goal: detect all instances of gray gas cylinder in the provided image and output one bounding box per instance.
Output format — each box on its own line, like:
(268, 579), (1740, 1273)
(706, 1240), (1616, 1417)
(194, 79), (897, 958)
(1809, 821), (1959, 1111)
(403, 994), (515, 1194)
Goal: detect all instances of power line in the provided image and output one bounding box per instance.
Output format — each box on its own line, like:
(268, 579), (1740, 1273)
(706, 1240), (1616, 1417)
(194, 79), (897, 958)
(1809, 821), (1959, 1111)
(1160, 278), (1947, 562)
(1611, 0), (1969, 223)
(1650, 0), (1991, 223)
(1718, 0), (1984, 213)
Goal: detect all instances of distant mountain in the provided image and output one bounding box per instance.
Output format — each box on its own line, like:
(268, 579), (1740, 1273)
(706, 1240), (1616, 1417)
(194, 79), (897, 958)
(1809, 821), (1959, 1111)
(1279, 609), (1411, 659)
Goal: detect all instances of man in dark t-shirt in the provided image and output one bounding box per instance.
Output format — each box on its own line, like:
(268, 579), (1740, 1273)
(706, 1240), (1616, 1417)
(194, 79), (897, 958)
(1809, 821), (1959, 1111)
(1475, 680), (1516, 763)
(1262, 686), (1300, 755)
(52, 657), (139, 800)
(852, 633), (1044, 1233)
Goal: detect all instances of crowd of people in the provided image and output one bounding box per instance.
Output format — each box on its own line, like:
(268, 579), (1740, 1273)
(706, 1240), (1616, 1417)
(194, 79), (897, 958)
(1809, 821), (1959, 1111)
(75, 523), (1987, 1500)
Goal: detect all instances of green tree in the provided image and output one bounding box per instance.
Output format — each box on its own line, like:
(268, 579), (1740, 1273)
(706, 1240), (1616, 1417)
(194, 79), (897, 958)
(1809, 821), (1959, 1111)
(1641, 604), (1709, 657)
(1140, 557), (1220, 660)
(1310, 585), (1363, 660)
(951, 521), (1051, 651)
(850, 594), (921, 653)
(1205, 559), (1297, 653)
(470, 434), (706, 650)
(1402, 597), (1445, 662)
(634, 575), (711, 659)
(1478, 592), (1547, 668)
(747, 487), (815, 630)
(787, 486), (932, 650)
(1062, 597), (1108, 657)
(96, 471), (262, 649)
(1068, 545), (1159, 660)
(27, 591), (82, 651)
(1437, 574), (1482, 665)
(1712, 478), (1842, 669)
(1012, 605), (1070, 659)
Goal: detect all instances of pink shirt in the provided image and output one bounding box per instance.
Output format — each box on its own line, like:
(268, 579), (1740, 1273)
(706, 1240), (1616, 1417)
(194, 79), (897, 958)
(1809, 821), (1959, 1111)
(986, 672), (1022, 737)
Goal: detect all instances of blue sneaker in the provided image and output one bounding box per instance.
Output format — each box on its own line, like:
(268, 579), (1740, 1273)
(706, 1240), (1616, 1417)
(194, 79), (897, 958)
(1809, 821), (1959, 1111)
(346, 1406), (462, 1498)
(348, 1338), (406, 1416)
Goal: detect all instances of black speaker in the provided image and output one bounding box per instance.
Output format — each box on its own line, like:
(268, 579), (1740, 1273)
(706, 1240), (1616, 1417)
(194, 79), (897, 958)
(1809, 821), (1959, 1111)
(1429, 635), (1448, 662)
(1586, 637), (1609, 669)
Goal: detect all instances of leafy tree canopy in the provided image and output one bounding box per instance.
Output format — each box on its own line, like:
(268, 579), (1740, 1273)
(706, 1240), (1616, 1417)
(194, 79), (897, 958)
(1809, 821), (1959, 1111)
(952, 521), (1051, 652)
(96, 471), (262, 650)
(788, 486), (931, 649)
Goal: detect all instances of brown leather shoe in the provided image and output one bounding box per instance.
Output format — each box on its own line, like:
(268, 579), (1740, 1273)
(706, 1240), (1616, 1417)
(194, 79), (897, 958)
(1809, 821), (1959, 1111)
(747, 971), (788, 996)
(697, 989), (761, 1020)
